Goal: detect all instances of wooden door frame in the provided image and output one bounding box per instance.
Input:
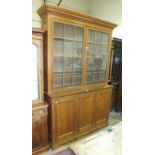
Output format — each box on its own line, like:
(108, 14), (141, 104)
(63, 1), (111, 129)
(32, 35), (44, 105)
(49, 17), (87, 92)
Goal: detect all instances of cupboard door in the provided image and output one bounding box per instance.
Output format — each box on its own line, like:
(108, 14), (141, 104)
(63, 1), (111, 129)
(32, 108), (48, 148)
(53, 96), (76, 142)
(95, 90), (112, 126)
(53, 22), (84, 88)
(86, 29), (109, 84)
(32, 120), (42, 148)
(77, 92), (95, 133)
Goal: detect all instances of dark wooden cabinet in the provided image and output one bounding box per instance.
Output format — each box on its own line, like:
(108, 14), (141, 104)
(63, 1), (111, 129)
(77, 92), (95, 134)
(32, 28), (49, 154)
(109, 38), (122, 83)
(109, 38), (122, 112)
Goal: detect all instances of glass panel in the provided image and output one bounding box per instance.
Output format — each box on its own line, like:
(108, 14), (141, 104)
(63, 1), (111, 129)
(54, 39), (64, 57)
(74, 47), (82, 58)
(86, 62), (93, 71)
(86, 72), (93, 84)
(53, 22), (84, 88)
(88, 43), (95, 58)
(73, 41), (82, 72)
(64, 24), (74, 40)
(63, 73), (72, 87)
(86, 29), (109, 84)
(53, 57), (63, 73)
(64, 40), (73, 57)
(111, 40), (122, 82)
(54, 22), (64, 38)
(99, 71), (106, 81)
(32, 44), (39, 100)
(101, 55), (107, 70)
(53, 73), (63, 88)
(72, 72), (81, 86)
(101, 33), (109, 44)
(88, 30), (95, 43)
(95, 31), (102, 44)
(74, 26), (84, 41)
(74, 41), (83, 50)
(86, 43), (94, 72)
(73, 58), (82, 72)
(92, 72), (100, 83)
(63, 57), (73, 72)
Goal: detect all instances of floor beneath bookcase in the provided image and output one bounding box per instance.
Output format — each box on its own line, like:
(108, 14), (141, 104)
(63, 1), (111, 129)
(41, 110), (122, 155)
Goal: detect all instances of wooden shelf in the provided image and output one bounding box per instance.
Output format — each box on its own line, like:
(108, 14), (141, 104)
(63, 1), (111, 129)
(54, 37), (83, 42)
(86, 70), (105, 72)
(54, 56), (82, 58)
(53, 72), (81, 75)
(88, 41), (107, 45)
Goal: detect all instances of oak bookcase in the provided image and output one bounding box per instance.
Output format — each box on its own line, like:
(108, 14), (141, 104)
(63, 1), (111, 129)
(38, 4), (117, 148)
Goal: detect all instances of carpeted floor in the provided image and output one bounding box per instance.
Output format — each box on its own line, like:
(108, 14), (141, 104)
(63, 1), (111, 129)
(41, 111), (122, 155)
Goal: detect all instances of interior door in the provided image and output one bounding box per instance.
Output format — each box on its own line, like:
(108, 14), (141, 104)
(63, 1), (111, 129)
(77, 92), (95, 133)
(53, 96), (76, 142)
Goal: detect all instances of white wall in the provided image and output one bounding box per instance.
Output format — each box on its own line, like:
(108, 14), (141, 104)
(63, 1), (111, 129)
(32, 0), (122, 38)
(32, 0), (90, 28)
(90, 0), (122, 38)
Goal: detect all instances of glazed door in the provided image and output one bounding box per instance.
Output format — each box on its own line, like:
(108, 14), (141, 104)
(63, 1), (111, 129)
(86, 29), (109, 84)
(77, 92), (95, 134)
(53, 22), (84, 88)
(95, 90), (112, 126)
(53, 96), (76, 142)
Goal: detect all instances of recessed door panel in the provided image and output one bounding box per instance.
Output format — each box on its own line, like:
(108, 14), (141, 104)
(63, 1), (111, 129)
(77, 92), (95, 133)
(53, 96), (76, 141)
(95, 90), (112, 126)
